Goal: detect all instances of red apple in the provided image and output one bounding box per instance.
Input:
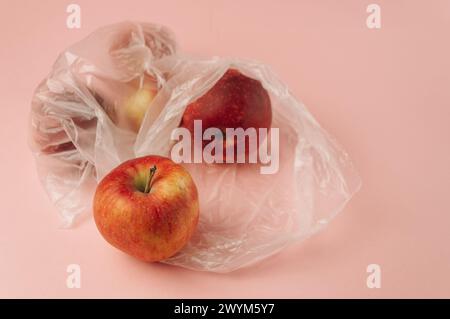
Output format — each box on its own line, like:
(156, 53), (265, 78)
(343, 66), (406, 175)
(93, 155), (199, 262)
(180, 68), (272, 161)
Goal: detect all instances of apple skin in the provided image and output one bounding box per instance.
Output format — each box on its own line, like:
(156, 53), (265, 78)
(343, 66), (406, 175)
(87, 74), (157, 133)
(122, 84), (157, 133)
(180, 68), (272, 160)
(93, 155), (199, 262)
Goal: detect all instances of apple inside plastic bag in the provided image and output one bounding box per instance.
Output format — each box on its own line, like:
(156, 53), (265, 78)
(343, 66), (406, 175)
(29, 22), (361, 272)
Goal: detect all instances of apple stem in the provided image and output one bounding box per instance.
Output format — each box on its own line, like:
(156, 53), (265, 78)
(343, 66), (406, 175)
(144, 165), (157, 194)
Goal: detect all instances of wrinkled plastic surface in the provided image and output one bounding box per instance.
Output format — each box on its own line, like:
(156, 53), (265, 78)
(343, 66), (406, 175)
(29, 21), (361, 272)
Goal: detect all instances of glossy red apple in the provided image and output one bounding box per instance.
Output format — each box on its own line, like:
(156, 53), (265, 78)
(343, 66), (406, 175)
(93, 155), (199, 262)
(180, 68), (272, 161)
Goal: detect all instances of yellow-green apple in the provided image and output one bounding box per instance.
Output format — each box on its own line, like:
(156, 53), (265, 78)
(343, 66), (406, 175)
(85, 74), (157, 133)
(121, 77), (157, 132)
(93, 155), (199, 262)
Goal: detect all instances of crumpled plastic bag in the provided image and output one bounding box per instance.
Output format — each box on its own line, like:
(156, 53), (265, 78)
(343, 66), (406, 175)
(29, 21), (361, 272)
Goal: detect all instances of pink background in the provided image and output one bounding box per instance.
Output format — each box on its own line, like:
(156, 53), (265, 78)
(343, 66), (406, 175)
(1, 0), (449, 298)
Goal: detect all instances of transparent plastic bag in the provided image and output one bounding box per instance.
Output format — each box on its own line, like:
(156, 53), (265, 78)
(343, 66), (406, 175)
(29, 21), (177, 225)
(29, 22), (361, 272)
